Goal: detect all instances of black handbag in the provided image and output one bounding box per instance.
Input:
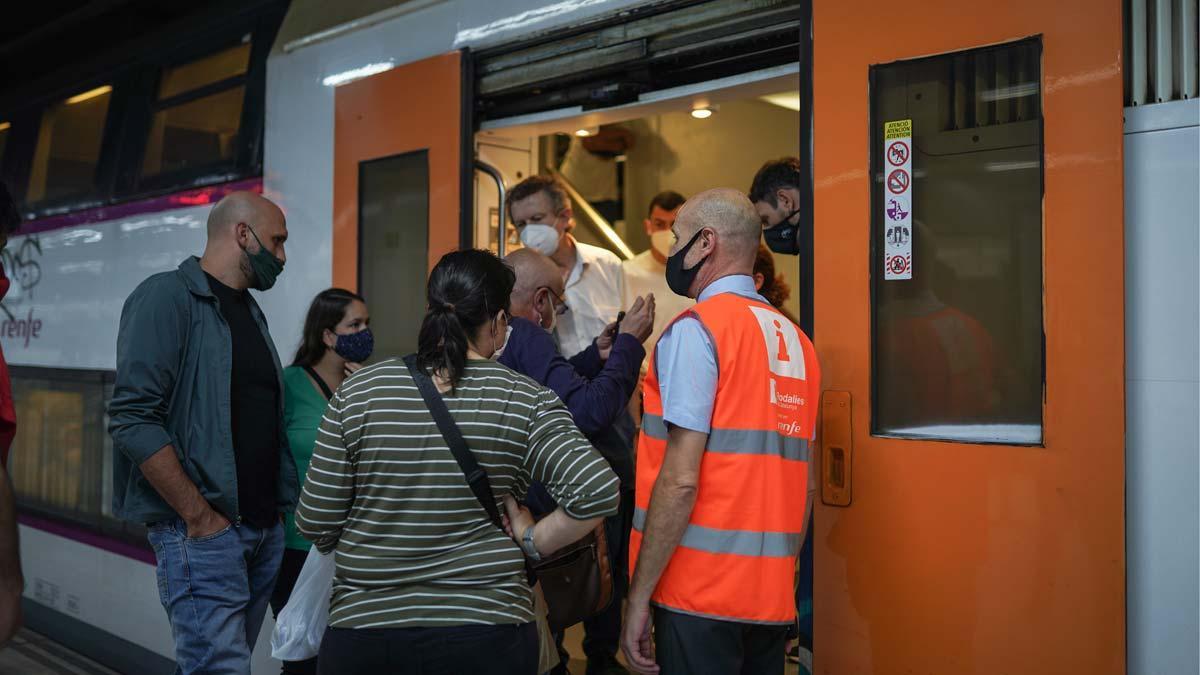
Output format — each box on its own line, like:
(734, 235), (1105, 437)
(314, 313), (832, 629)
(403, 355), (613, 632)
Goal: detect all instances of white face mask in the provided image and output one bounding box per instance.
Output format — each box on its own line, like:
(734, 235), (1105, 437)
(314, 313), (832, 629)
(491, 313), (510, 360)
(650, 230), (674, 258)
(494, 325), (513, 359)
(519, 224), (561, 255)
(541, 292), (559, 334)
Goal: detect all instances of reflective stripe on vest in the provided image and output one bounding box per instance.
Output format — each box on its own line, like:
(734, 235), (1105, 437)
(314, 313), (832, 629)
(641, 413), (811, 462)
(632, 507), (801, 558)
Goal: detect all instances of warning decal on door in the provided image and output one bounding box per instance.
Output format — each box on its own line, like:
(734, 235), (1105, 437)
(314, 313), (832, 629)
(883, 119), (913, 280)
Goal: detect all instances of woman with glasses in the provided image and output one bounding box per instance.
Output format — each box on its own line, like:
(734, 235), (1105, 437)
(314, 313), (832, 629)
(498, 248), (654, 675)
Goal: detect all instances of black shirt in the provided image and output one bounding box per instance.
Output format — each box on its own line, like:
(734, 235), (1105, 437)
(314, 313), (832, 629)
(206, 273), (280, 528)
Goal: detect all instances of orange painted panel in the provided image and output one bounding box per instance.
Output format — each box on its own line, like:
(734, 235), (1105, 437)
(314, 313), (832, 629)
(333, 52), (461, 289)
(812, 3), (1124, 675)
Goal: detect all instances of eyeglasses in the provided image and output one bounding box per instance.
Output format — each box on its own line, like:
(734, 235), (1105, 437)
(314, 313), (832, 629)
(541, 286), (570, 315)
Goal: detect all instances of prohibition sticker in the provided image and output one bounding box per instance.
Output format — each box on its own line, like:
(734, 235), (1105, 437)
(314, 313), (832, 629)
(882, 119), (913, 280)
(885, 254), (911, 275)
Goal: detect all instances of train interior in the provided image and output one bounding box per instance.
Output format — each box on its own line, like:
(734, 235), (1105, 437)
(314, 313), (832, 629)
(472, 78), (805, 320)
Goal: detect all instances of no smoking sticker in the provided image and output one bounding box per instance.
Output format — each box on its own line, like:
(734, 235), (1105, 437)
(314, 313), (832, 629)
(882, 119), (913, 280)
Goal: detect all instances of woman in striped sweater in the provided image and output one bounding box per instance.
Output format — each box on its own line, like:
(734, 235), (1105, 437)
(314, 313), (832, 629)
(296, 249), (619, 675)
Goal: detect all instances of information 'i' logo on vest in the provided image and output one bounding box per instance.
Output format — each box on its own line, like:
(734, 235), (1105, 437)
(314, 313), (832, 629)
(750, 306), (807, 414)
(748, 307), (806, 381)
(773, 319), (791, 362)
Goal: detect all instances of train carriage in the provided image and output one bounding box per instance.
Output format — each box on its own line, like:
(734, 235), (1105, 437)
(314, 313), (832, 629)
(0, 1), (1194, 673)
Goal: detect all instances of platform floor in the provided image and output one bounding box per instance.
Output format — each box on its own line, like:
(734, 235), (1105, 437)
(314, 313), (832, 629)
(0, 624), (804, 674)
(0, 628), (120, 675)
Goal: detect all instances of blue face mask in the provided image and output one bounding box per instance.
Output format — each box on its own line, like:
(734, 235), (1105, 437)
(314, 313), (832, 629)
(333, 329), (374, 363)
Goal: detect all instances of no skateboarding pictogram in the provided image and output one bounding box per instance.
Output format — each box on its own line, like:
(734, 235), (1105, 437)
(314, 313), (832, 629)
(886, 141), (909, 166)
(886, 169), (910, 195)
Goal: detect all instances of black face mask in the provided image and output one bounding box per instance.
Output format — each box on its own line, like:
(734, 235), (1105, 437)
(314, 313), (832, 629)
(665, 229), (708, 297)
(763, 206), (802, 255)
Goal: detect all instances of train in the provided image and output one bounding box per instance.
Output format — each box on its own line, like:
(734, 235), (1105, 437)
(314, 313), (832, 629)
(0, 0), (1195, 673)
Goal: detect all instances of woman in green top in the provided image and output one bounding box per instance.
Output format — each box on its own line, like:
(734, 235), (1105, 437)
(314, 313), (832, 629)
(269, 288), (371, 675)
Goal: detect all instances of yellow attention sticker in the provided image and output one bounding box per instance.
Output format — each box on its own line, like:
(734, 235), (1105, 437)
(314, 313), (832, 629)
(884, 119), (912, 140)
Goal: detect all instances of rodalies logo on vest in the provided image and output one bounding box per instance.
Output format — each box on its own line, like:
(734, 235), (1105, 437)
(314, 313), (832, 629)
(748, 306), (809, 433)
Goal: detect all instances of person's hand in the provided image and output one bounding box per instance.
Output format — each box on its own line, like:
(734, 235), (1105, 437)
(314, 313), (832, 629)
(184, 506), (230, 540)
(596, 320), (618, 360)
(344, 362), (364, 378)
(621, 295), (656, 344)
(621, 599), (659, 674)
(501, 495), (534, 544)
(0, 575), (23, 646)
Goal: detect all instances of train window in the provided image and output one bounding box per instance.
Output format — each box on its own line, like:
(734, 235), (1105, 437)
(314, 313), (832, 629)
(141, 42), (250, 179)
(8, 368), (110, 522)
(157, 42), (250, 100)
(25, 86), (113, 204)
(870, 39), (1044, 445)
(142, 87), (246, 177)
(359, 151), (430, 361)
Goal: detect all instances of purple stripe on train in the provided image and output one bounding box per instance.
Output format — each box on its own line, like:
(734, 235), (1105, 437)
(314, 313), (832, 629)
(18, 513), (157, 565)
(17, 178), (264, 236)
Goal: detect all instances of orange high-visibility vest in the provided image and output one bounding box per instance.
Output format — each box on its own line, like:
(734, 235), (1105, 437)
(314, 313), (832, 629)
(629, 292), (820, 624)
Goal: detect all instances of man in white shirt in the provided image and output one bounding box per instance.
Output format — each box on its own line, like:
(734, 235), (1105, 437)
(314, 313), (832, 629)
(623, 191), (696, 359)
(507, 175), (635, 360)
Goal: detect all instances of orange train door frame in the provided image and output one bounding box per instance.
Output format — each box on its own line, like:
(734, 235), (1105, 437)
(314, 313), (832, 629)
(812, 2), (1124, 675)
(332, 50), (473, 290)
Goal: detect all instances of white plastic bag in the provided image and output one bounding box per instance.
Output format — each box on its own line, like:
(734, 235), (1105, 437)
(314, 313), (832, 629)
(271, 547), (335, 661)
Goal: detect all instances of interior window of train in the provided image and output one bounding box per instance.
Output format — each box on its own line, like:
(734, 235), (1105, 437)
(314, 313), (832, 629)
(869, 39), (1044, 445)
(24, 85), (113, 204)
(140, 40), (251, 180)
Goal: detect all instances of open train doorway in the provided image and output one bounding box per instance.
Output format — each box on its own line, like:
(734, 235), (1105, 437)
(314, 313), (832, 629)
(471, 66), (809, 673)
(473, 68), (805, 327)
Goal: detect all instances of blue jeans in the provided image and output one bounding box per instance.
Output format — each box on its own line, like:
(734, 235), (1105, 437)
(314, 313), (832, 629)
(147, 518), (285, 675)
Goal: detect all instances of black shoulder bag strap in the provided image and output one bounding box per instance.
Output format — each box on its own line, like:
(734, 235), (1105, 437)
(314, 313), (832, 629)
(301, 365), (334, 400)
(402, 355), (503, 529)
(402, 355), (536, 585)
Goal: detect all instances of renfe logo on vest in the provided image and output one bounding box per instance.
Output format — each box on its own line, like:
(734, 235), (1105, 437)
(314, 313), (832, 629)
(748, 306), (809, 433)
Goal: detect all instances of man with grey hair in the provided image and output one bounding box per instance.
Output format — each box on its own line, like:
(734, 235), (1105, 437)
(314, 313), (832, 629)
(109, 191), (298, 674)
(623, 189), (820, 675)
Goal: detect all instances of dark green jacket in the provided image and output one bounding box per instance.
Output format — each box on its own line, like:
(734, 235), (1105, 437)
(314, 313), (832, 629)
(107, 257), (299, 524)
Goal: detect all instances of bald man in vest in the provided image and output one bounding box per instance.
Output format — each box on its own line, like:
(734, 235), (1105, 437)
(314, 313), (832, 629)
(622, 189), (820, 675)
